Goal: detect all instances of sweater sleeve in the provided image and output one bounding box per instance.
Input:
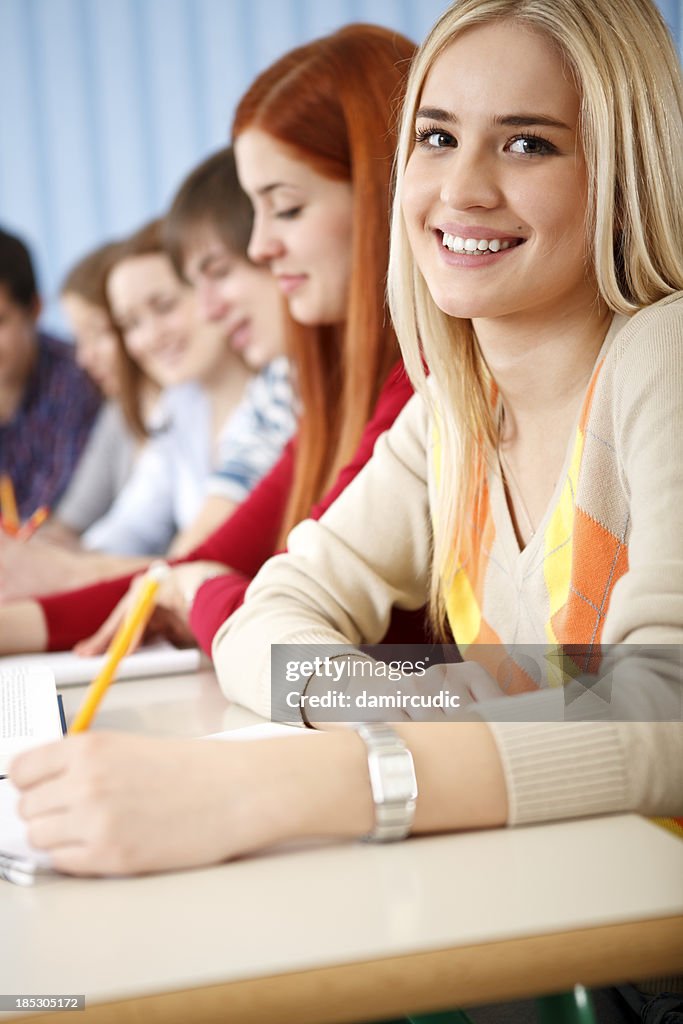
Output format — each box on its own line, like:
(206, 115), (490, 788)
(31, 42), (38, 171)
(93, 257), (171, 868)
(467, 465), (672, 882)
(55, 404), (135, 534)
(39, 574), (136, 650)
(211, 393), (432, 716)
(189, 362), (418, 654)
(81, 432), (176, 555)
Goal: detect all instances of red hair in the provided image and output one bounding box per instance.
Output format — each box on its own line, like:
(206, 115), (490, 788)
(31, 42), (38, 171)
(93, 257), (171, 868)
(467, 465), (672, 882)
(233, 24), (416, 539)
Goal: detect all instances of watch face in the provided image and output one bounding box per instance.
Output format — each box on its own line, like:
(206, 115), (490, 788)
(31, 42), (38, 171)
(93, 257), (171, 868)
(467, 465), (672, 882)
(369, 750), (418, 802)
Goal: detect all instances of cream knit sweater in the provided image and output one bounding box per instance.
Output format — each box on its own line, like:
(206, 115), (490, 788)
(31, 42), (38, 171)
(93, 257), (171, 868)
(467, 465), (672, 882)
(213, 294), (683, 827)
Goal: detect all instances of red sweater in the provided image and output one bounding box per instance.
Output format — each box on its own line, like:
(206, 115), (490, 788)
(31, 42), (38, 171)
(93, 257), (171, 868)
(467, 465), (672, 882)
(39, 363), (428, 652)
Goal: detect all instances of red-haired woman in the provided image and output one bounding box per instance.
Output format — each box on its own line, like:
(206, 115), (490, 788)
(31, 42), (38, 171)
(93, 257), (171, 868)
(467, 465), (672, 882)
(0, 24), (424, 657)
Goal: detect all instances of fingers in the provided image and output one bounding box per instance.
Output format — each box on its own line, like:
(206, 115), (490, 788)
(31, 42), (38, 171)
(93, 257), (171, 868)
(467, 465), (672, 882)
(9, 740), (69, 788)
(465, 663), (507, 701)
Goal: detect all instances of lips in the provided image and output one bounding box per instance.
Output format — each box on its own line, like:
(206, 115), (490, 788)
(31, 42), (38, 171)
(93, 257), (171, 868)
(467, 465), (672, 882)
(276, 274), (307, 295)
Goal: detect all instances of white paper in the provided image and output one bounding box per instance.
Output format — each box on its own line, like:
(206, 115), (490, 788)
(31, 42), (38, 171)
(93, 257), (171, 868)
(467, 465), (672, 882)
(0, 666), (62, 775)
(0, 641), (202, 688)
(204, 723), (309, 741)
(0, 779), (52, 871)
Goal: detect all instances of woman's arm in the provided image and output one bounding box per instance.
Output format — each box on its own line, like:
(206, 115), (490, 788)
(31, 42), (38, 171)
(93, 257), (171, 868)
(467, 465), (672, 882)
(8, 720), (507, 876)
(212, 394), (432, 715)
(54, 403), (136, 538)
(189, 362), (417, 652)
(0, 600), (48, 654)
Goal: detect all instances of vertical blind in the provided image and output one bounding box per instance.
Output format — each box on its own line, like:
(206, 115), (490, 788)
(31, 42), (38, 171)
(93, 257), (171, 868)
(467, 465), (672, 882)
(0, 0), (680, 334)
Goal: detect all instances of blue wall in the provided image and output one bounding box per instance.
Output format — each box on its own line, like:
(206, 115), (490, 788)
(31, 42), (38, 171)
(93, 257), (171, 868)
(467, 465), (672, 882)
(0, 0), (680, 334)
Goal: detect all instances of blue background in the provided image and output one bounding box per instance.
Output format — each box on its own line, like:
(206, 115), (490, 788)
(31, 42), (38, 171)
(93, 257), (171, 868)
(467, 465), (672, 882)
(0, 0), (680, 333)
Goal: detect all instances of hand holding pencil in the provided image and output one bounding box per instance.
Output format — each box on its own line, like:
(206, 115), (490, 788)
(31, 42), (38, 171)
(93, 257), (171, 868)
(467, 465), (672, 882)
(0, 474), (49, 540)
(69, 562), (170, 733)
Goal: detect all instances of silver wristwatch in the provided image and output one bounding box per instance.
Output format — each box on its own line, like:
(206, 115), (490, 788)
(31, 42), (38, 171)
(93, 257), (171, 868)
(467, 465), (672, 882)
(356, 724), (418, 842)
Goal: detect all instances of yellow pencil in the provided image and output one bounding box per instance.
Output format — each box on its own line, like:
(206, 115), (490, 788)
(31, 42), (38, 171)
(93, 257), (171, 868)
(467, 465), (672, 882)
(69, 562), (169, 733)
(16, 505), (50, 541)
(0, 475), (19, 533)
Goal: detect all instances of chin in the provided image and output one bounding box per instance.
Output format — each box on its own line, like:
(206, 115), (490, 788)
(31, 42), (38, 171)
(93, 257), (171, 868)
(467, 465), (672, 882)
(287, 302), (320, 326)
(427, 284), (499, 321)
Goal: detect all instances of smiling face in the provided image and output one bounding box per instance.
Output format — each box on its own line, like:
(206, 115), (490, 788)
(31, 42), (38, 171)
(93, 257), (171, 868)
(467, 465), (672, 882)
(107, 253), (225, 388)
(182, 229), (286, 371)
(62, 293), (120, 398)
(234, 130), (354, 327)
(401, 19), (595, 329)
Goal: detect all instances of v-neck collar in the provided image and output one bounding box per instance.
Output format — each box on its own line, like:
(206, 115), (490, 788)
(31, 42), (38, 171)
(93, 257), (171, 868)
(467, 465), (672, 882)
(489, 312), (629, 571)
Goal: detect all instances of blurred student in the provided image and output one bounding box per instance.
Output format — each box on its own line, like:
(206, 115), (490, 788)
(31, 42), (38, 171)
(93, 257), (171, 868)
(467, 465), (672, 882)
(0, 226), (100, 519)
(162, 146), (295, 554)
(0, 184), (289, 594)
(0, 25), (421, 655)
(42, 241), (158, 548)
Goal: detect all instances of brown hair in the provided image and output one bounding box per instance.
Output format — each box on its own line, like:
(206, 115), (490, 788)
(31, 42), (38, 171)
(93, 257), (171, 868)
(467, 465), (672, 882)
(104, 219), (167, 439)
(163, 147), (253, 278)
(61, 239), (154, 437)
(233, 24), (416, 539)
(60, 240), (122, 308)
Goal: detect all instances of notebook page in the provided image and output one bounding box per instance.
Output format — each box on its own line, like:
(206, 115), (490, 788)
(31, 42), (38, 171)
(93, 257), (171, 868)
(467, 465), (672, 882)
(0, 641), (202, 688)
(0, 666), (62, 775)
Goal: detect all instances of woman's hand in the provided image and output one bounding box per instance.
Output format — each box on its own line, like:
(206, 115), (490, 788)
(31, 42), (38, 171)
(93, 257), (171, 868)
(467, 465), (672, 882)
(9, 732), (285, 874)
(300, 657), (507, 727)
(74, 562), (228, 656)
(9, 728), (373, 876)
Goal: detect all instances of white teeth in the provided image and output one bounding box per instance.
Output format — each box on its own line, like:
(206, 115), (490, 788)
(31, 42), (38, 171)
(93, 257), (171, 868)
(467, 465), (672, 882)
(441, 233), (518, 254)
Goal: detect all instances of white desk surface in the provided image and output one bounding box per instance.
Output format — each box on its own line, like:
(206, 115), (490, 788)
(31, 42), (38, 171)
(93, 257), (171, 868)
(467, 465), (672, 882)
(2, 669), (682, 1023)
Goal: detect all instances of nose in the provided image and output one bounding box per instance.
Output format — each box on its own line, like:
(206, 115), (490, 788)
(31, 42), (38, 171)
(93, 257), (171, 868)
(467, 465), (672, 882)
(195, 279), (228, 324)
(247, 213), (285, 266)
(439, 145), (502, 212)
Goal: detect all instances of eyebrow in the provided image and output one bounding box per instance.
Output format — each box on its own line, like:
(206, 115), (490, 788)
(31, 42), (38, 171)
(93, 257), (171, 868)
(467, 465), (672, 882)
(256, 181), (299, 197)
(415, 106), (572, 131)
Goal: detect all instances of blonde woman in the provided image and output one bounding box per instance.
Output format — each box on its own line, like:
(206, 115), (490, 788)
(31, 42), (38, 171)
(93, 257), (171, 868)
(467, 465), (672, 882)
(10, 0), (683, 954)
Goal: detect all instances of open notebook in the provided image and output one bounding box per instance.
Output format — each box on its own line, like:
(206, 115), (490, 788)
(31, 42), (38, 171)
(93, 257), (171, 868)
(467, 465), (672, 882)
(0, 641), (202, 688)
(1, 665), (63, 884)
(1, 665), (63, 776)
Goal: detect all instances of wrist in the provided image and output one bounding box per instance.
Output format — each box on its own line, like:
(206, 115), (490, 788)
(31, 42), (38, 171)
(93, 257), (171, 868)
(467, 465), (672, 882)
(258, 731), (375, 844)
(179, 562), (227, 614)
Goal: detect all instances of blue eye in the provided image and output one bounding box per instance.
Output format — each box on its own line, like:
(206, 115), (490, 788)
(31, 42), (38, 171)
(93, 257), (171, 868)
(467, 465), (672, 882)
(507, 134), (556, 156)
(414, 126), (456, 149)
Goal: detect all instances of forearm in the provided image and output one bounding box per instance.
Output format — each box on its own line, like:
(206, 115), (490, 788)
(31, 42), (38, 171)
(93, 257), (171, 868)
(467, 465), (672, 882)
(67, 549), (152, 588)
(271, 722), (507, 844)
(168, 497), (237, 559)
(36, 519), (82, 550)
(0, 601), (48, 653)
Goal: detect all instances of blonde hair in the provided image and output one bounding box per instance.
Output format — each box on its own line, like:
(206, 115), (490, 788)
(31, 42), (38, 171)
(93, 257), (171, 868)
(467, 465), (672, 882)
(388, 0), (683, 636)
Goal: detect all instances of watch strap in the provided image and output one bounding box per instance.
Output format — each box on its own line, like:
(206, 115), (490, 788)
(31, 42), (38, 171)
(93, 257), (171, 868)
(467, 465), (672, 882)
(356, 723), (417, 842)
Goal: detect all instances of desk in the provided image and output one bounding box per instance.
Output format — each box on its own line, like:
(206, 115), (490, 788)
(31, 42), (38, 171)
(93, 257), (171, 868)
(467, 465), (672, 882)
(2, 672), (682, 1024)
